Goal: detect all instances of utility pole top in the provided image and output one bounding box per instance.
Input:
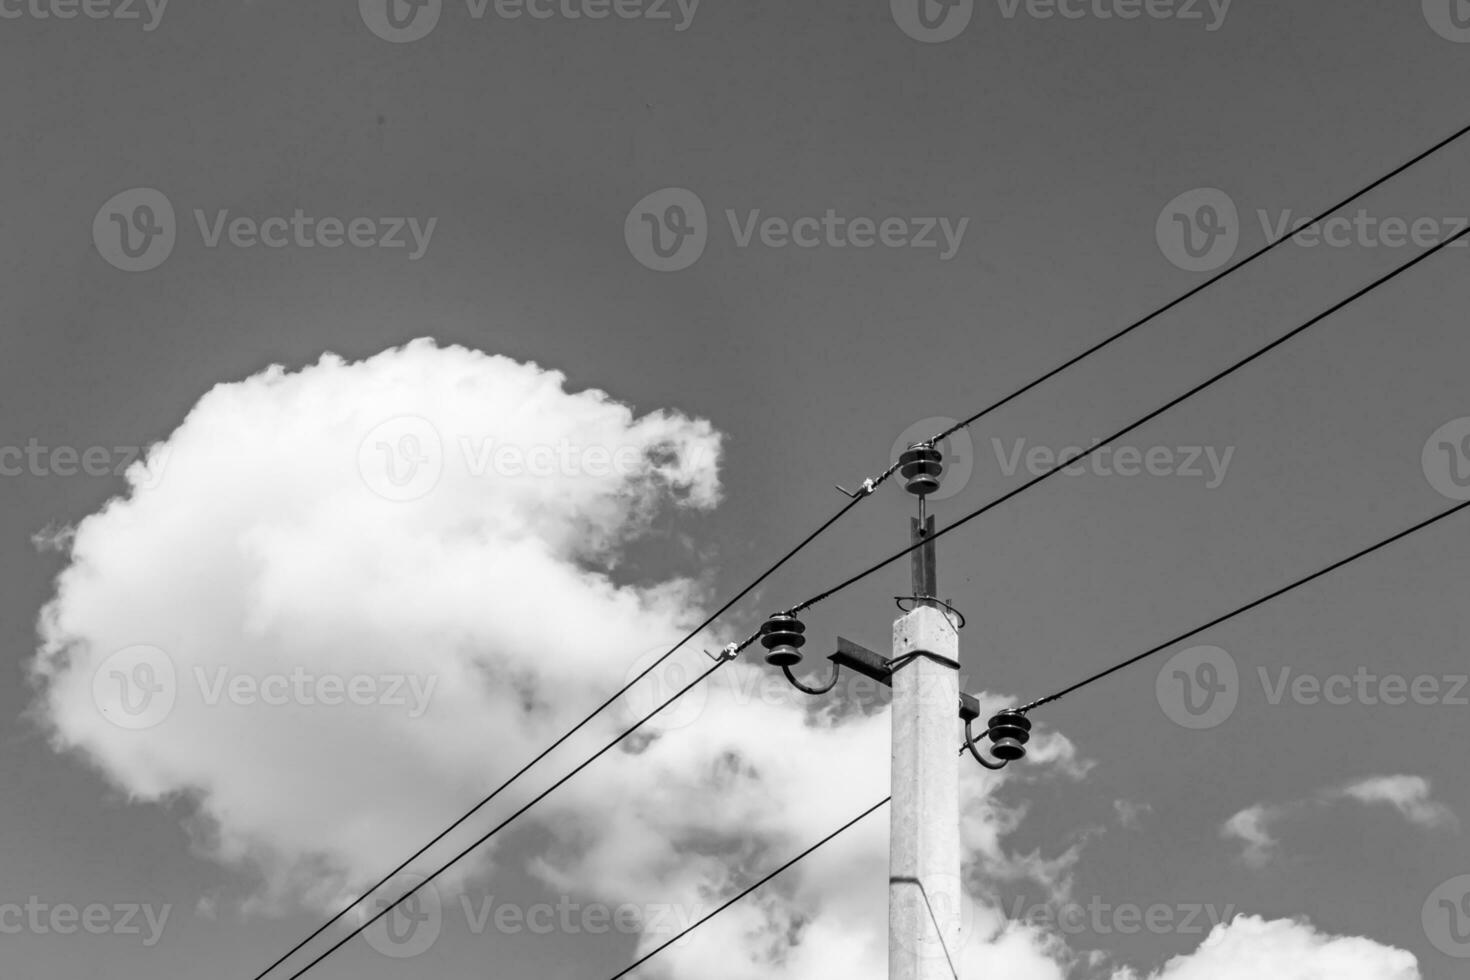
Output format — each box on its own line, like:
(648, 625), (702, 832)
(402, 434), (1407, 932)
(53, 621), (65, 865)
(911, 515), (938, 604)
(891, 443), (963, 980)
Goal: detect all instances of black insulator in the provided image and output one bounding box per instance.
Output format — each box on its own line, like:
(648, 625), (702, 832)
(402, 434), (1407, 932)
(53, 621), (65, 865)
(898, 444), (944, 496)
(991, 737), (1028, 761)
(759, 613), (806, 668)
(987, 710), (1031, 761)
(988, 722), (1031, 744)
(986, 710), (1032, 746)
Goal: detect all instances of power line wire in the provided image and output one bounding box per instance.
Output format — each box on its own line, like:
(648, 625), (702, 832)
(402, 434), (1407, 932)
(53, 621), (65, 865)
(1019, 497), (1470, 713)
(249, 495), (862, 980)
(604, 796), (892, 980)
(279, 658), (728, 980)
(789, 220), (1470, 616)
(918, 120), (1470, 449)
(584, 503), (1470, 980)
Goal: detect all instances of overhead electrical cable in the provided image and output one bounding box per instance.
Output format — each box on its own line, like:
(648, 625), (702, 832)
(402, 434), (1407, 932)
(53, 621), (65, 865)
(275, 659), (727, 980)
(789, 221), (1470, 617)
(1018, 497), (1470, 713)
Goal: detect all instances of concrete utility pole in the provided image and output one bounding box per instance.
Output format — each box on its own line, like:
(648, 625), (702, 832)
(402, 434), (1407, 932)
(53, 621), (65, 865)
(889, 512), (963, 980)
(762, 443), (1029, 979)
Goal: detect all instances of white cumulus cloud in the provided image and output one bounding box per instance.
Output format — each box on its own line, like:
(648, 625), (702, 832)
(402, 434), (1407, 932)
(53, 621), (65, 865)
(1109, 914), (1420, 980)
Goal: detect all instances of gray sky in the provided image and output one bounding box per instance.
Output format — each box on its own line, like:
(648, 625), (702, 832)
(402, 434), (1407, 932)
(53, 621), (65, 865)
(3, 1), (1470, 978)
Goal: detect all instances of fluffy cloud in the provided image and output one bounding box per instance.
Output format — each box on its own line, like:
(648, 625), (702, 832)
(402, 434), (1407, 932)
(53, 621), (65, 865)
(1109, 915), (1420, 980)
(30, 339), (726, 909)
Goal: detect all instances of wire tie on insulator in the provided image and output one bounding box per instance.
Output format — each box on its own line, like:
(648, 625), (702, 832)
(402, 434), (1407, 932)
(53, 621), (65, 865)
(834, 476), (878, 499)
(702, 642), (740, 663)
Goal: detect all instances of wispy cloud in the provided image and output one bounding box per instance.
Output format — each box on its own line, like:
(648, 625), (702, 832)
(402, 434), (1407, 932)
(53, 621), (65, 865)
(1221, 804), (1285, 870)
(1222, 774), (1457, 868)
(1333, 776), (1459, 831)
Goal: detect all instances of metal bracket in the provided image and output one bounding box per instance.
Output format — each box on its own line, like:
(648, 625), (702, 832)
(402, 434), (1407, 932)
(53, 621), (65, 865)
(828, 636), (892, 686)
(829, 638), (981, 722)
(958, 692), (981, 723)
